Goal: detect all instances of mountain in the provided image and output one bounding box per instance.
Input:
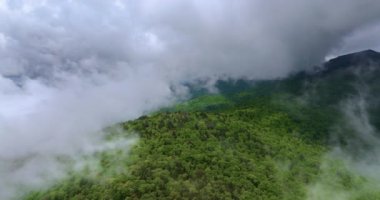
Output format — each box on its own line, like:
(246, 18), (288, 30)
(323, 49), (380, 73)
(24, 50), (380, 200)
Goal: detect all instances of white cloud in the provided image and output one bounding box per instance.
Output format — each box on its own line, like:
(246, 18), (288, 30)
(0, 32), (6, 49)
(331, 21), (380, 55)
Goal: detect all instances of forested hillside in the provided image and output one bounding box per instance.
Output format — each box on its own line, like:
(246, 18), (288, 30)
(24, 50), (380, 200)
(24, 101), (326, 199)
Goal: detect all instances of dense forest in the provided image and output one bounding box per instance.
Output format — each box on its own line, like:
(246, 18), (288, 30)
(23, 50), (380, 199)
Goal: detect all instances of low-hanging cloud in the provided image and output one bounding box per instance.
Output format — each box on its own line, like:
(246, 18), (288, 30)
(1, 0), (380, 199)
(2, 0), (380, 80)
(306, 63), (380, 200)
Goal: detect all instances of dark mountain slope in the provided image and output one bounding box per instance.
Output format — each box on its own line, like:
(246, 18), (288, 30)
(323, 49), (380, 74)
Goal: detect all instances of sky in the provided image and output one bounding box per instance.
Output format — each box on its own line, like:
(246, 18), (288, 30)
(1, 0), (380, 199)
(329, 21), (380, 57)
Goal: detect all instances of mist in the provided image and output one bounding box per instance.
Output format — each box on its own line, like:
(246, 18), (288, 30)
(2, 0), (380, 199)
(306, 64), (380, 200)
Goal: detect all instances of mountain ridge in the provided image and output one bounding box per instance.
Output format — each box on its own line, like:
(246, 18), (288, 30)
(323, 49), (380, 73)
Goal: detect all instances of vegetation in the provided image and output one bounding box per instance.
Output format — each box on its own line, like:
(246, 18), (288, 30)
(25, 103), (325, 200)
(166, 94), (233, 112)
(23, 51), (380, 199)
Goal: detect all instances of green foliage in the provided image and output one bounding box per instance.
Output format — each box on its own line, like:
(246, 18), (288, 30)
(24, 103), (325, 200)
(169, 94), (234, 112)
(24, 61), (380, 199)
(306, 157), (380, 200)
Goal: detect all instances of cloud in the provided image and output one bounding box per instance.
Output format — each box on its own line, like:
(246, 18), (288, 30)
(330, 21), (380, 56)
(1, 0), (380, 199)
(2, 0), (380, 79)
(0, 67), (178, 199)
(306, 64), (380, 200)
(131, 0), (380, 79)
